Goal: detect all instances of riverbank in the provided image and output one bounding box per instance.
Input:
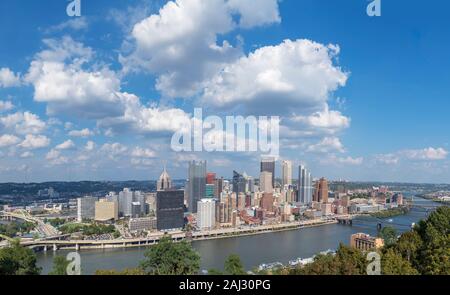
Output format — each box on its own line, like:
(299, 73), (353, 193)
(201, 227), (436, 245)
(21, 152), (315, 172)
(21, 219), (338, 253)
(370, 206), (409, 218)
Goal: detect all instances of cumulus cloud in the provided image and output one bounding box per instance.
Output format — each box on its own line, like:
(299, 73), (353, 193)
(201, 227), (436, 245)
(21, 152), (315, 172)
(46, 149), (69, 165)
(100, 143), (128, 160)
(0, 134), (20, 148)
(375, 147), (448, 165)
(375, 153), (400, 165)
(85, 141), (95, 151)
(227, 0), (281, 28)
(291, 107), (350, 133)
(403, 147), (448, 161)
(55, 139), (75, 150)
(0, 111), (47, 135)
(20, 151), (34, 158)
(202, 39), (348, 115)
(121, 0), (280, 97)
(0, 101), (14, 112)
(307, 137), (345, 153)
(97, 93), (192, 134)
(131, 147), (157, 158)
(0, 68), (21, 88)
(25, 36), (124, 118)
(18, 134), (50, 150)
(68, 128), (94, 137)
(44, 17), (88, 33)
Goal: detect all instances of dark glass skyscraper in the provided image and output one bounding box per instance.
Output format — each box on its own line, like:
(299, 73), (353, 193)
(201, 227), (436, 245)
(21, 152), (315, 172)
(188, 160), (206, 213)
(232, 170), (247, 195)
(156, 190), (184, 231)
(261, 157), (275, 188)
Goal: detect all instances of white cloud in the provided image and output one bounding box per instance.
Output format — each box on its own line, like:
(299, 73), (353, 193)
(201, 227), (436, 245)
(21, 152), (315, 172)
(20, 151), (34, 158)
(307, 137), (345, 153)
(45, 17), (88, 33)
(46, 149), (69, 165)
(0, 68), (21, 88)
(100, 143), (128, 159)
(0, 101), (14, 112)
(403, 147), (448, 161)
(25, 37), (125, 118)
(55, 139), (75, 150)
(131, 147), (157, 158)
(335, 156), (363, 165)
(375, 153), (400, 165)
(0, 134), (20, 148)
(85, 141), (95, 151)
(18, 134), (50, 150)
(68, 128), (94, 137)
(121, 0), (280, 97)
(97, 93), (192, 134)
(291, 107), (350, 133)
(202, 39), (348, 114)
(0, 111), (46, 135)
(228, 0), (280, 28)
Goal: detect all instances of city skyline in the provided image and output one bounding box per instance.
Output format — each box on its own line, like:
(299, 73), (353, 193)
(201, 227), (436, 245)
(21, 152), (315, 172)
(1, 0), (450, 184)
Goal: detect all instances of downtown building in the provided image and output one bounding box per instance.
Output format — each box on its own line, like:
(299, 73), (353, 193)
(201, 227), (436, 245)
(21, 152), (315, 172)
(187, 160), (206, 213)
(197, 198), (216, 230)
(156, 190), (184, 231)
(77, 196), (97, 222)
(314, 177), (329, 203)
(298, 165), (313, 204)
(281, 160), (292, 187)
(260, 157), (275, 188)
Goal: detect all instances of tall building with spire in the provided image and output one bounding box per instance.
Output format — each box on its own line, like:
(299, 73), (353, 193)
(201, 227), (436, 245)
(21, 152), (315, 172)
(157, 167), (172, 191)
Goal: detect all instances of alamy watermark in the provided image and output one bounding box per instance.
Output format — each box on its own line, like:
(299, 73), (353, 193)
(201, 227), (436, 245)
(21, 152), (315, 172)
(171, 108), (280, 157)
(367, 0), (381, 17)
(66, 252), (81, 275)
(66, 0), (81, 17)
(366, 252), (381, 275)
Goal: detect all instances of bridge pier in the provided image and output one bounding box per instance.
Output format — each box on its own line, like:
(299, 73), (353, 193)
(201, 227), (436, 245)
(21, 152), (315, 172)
(43, 245), (48, 252)
(75, 244), (80, 251)
(53, 244), (57, 252)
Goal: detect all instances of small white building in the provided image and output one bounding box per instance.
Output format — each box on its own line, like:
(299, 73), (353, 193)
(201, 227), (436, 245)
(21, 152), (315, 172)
(197, 199), (216, 230)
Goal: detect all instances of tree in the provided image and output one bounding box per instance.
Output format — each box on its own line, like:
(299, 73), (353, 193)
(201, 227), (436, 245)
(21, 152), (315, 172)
(393, 231), (423, 264)
(379, 226), (398, 247)
(224, 254), (246, 275)
(0, 240), (41, 275)
(48, 256), (70, 275)
(414, 206), (450, 275)
(140, 235), (200, 275)
(381, 248), (418, 275)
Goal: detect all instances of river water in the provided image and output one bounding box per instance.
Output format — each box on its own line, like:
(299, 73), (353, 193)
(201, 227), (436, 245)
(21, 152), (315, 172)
(35, 196), (441, 274)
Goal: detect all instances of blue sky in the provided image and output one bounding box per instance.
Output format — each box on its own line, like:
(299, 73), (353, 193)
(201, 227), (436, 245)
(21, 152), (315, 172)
(0, 0), (449, 183)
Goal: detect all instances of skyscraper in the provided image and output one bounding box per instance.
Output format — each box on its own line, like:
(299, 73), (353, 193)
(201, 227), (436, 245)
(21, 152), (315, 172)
(261, 157), (275, 188)
(282, 160), (292, 187)
(232, 171), (247, 195)
(197, 199), (216, 230)
(77, 196), (97, 222)
(314, 177), (329, 203)
(206, 172), (216, 185)
(156, 190), (184, 231)
(157, 167), (172, 191)
(188, 160), (206, 213)
(259, 171), (273, 193)
(298, 165), (313, 204)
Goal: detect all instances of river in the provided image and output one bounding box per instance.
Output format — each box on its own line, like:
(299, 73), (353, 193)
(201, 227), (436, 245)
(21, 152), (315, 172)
(35, 195), (441, 274)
